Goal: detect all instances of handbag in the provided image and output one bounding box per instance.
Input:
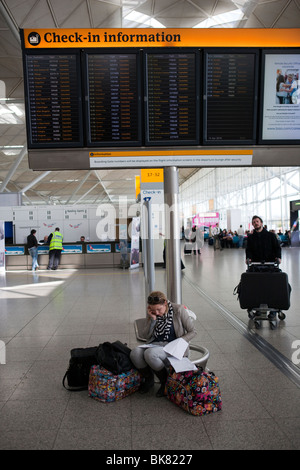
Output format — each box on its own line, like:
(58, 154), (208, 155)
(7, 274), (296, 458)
(88, 366), (141, 402)
(166, 366), (222, 416)
(62, 346), (98, 391)
(96, 341), (134, 375)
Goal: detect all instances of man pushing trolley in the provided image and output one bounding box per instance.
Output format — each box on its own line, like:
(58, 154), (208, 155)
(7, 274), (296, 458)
(234, 216), (291, 329)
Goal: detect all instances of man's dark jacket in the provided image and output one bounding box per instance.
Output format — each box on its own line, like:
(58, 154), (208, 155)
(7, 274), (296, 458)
(246, 228), (281, 262)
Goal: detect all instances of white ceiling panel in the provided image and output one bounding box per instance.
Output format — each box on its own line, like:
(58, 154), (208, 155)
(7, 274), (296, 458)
(49, 0), (84, 27)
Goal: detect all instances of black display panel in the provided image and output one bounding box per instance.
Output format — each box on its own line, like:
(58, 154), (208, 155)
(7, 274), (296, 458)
(24, 52), (83, 148)
(204, 51), (258, 145)
(145, 51), (199, 145)
(85, 52), (141, 146)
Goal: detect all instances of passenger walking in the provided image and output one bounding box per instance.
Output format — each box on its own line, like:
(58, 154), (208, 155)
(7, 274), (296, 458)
(130, 291), (196, 397)
(47, 227), (63, 270)
(245, 215), (285, 321)
(211, 223), (222, 250)
(237, 225), (244, 248)
(161, 233), (185, 270)
(27, 229), (39, 271)
(246, 216), (281, 264)
(191, 226), (201, 254)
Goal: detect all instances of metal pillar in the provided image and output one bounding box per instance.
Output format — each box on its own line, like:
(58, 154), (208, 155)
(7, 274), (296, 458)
(164, 166), (182, 304)
(142, 198), (155, 303)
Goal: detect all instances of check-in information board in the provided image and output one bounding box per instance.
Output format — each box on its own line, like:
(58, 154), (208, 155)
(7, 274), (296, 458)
(145, 52), (198, 145)
(204, 52), (257, 144)
(24, 52), (83, 147)
(85, 53), (141, 146)
(20, 28), (300, 169)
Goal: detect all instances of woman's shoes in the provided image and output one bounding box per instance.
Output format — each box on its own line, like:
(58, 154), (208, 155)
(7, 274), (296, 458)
(137, 366), (168, 397)
(155, 368), (168, 398)
(138, 366), (154, 394)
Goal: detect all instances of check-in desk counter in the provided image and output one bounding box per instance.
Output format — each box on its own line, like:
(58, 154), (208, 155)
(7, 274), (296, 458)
(5, 242), (135, 270)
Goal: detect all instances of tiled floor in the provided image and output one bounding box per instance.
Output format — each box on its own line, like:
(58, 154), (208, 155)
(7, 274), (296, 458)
(0, 243), (299, 450)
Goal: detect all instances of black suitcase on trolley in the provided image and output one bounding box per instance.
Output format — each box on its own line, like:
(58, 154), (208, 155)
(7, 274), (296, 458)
(238, 269), (291, 311)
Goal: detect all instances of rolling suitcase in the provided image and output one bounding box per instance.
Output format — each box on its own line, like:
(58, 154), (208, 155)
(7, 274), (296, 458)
(239, 271), (290, 311)
(235, 262), (291, 329)
(184, 243), (192, 254)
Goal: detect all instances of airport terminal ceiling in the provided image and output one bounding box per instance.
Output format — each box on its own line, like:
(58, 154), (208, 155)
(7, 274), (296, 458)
(0, 0), (300, 206)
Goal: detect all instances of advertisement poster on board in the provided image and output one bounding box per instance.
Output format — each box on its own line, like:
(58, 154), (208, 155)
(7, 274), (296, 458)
(262, 53), (300, 141)
(130, 217), (140, 269)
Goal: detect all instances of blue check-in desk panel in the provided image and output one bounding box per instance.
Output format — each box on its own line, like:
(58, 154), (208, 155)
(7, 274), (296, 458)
(4, 243), (126, 270)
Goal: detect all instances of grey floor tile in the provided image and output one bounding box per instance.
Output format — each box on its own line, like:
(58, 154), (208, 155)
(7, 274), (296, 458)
(60, 393), (132, 429)
(0, 245), (299, 450)
(253, 388), (300, 419)
(0, 399), (69, 432)
(206, 387), (271, 421)
(236, 366), (298, 392)
(53, 425), (132, 450)
(273, 417), (300, 449)
(203, 417), (296, 450)
(132, 422), (213, 450)
(0, 429), (58, 450)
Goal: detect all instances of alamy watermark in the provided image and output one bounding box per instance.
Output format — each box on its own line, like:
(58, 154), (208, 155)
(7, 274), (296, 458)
(0, 340), (5, 365)
(96, 200), (204, 249)
(291, 340), (300, 365)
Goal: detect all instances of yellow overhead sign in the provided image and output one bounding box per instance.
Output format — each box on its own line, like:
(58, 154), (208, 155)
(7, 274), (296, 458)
(22, 28), (300, 49)
(141, 169), (164, 183)
(135, 175), (140, 199)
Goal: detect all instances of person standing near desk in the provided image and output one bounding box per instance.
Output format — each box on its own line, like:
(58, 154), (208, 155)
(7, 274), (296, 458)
(211, 223), (222, 251)
(47, 227), (63, 270)
(27, 229), (39, 271)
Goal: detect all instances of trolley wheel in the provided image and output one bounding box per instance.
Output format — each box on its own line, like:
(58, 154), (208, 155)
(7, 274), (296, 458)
(278, 311), (286, 321)
(247, 309), (255, 319)
(270, 320), (277, 330)
(254, 320), (261, 329)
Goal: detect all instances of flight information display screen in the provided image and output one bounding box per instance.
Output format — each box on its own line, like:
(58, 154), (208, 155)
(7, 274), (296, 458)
(24, 53), (83, 148)
(85, 53), (141, 146)
(204, 52), (257, 144)
(145, 52), (198, 145)
(259, 50), (300, 144)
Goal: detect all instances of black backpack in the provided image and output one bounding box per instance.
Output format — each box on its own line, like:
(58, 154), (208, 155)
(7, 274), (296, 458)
(96, 341), (133, 375)
(62, 341), (133, 391)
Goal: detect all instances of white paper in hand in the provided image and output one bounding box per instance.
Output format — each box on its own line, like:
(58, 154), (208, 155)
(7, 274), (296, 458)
(168, 357), (197, 373)
(163, 338), (188, 360)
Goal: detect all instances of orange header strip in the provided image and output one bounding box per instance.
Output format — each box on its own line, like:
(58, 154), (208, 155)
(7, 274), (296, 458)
(22, 28), (300, 49)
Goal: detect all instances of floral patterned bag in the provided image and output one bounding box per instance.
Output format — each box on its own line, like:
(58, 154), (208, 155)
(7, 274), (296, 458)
(166, 366), (222, 416)
(88, 366), (141, 403)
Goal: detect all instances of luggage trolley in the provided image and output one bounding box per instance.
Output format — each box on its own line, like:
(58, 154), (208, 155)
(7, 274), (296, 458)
(235, 261), (291, 330)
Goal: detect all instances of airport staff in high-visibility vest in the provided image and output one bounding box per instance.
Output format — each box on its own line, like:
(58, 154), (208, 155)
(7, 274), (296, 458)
(47, 227), (63, 270)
